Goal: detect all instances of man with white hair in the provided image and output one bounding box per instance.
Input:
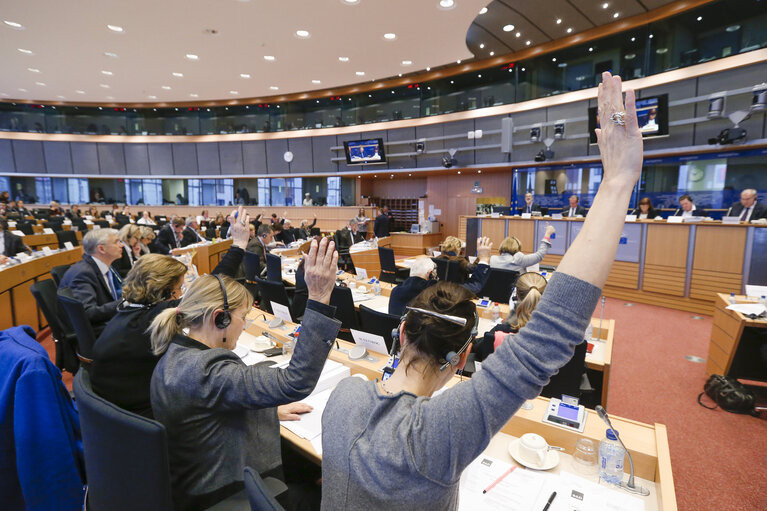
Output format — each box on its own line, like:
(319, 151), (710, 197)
(275, 218), (297, 245)
(180, 217), (205, 247)
(59, 228), (123, 334)
(727, 188), (767, 222)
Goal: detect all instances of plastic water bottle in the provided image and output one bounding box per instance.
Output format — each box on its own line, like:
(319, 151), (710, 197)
(282, 337), (295, 357)
(760, 296), (767, 307)
(599, 429), (625, 485)
(374, 281), (382, 296)
(491, 303), (501, 321)
(728, 292), (737, 304)
(584, 322), (594, 342)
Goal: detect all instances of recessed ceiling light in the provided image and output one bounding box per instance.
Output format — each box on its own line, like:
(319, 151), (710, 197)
(148, 95), (157, 99)
(625, 53), (636, 60)
(189, 93), (199, 97)
(602, 2), (609, 8)
(355, 71), (365, 76)
(489, 51), (494, 56)
(398, 73), (402, 77)
(439, 0), (455, 8)
(521, 67), (525, 71)
(17, 48), (33, 55)
(161, 85), (171, 90)
(269, 86), (279, 90)
(479, 7), (488, 14)
(401, 60), (412, 66)
(456, 59), (461, 64)
(100, 84), (110, 88)
(240, 73), (251, 79)
(516, 32), (521, 37)
(343, 0), (360, 4)
(4, 20), (24, 29)
(457, 171), (461, 174)
(450, 80), (454, 84)
(76, 90), (85, 94)
(311, 79), (321, 84)
(648, 34), (654, 39)
(186, 53), (199, 60)
(264, 55), (276, 61)
(18, 88), (27, 92)
(655, 48), (668, 54)
(631, 37), (636, 42)
(106, 96), (114, 100)
(589, 47), (594, 52)
(556, 18), (562, 24)
(27, 67), (40, 73)
(107, 24), (124, 32)
(56, 95), (65, 99)
(426, 67), (431, 71)
(338, 56), (349, 62)
(503, 24), (515, 32)
(391, 91), (395, 94)
(479, 43), (484, 49)
(526, 40), (531, 45)
(613, 12), (619, 18)
(295, 29), (310, 38)
(229, 90), (239, 94)
(552, 57), (557, 62)
(566, 27), (573, 33)
(697, 16), (703, 21)
(726, 25), (741, 32)
(478, 74), (482, 78)
(172, 72), (184, 77)
(383, 33), (396, 40)
(101, 70), (113, 76)
(35, 82), (45, 86)
(104, 51), (119, 58)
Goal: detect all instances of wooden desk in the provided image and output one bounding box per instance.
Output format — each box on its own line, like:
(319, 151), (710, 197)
(0, 247), (84, 331)
(246, 310), (674, 510)
(388, 232), (443, 256)
(20, 233), (60, 251)
(706, 293), (767, 379)
(172, 239), (232, 275)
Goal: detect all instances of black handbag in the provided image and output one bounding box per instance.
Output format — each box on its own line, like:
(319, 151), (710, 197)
(698, 374), (758, 415)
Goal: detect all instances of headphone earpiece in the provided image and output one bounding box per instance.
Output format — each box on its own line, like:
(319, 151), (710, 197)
(213, 274), (231, 332)
(440, 351), (460, 371)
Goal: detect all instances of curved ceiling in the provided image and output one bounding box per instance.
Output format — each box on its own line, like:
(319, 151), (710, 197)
(1, 0), (687, 105)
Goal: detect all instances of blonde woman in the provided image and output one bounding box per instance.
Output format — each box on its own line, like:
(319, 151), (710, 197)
(138, 226), (155, 255)
(489, 224), (555, 272)
(112, 224), (143, 278)
(150, 236), (340, 510)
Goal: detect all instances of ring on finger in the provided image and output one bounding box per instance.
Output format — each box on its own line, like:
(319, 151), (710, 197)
(609, 111), (626, 126)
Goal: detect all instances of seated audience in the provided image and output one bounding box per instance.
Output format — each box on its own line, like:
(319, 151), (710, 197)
(112, 224), (142, 278)
(489, 225), (554, 272)
(518, 192), (542, 215)
(150, 237), (340, 511)
(16, 200), (31, 216)
(90, 208), (250, 418)
(673, 194), (706, 217)
(563, 195), (587, 217)
(630, 197), (660, 219)
(0, 190), (8, 203)
(66, 204), (83, 220)
(49, 201), (64, 216)
(244, 224), (273, 279)
(138, 226), (156, 255)
(297, 217), (317, 239)
(335, 218), (364, 271)
(156, 217), (185, 254)
(196, 209), (211, 225)
(137, 211), (156, 225)
(320, 71), (641, 509)
(87, 205), (101, 219)
(0, 219), (30, 263)
(59, 228), (122, 335)
(275, 219), (297, 245)
(181, 217), (205, 247)
(727, 188), (767, 221)
(434, 236), (492, 294)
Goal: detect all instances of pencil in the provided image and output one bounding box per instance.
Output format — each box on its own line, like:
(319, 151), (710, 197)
(482, 465), (518, 494)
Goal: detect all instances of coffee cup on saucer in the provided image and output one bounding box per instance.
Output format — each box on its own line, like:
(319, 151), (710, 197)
(518, 433), (548, 466)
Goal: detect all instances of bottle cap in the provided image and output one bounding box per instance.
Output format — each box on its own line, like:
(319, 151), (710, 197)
(605, 429), (619, 440)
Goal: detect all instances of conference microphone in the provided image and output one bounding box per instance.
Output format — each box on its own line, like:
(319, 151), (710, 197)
(594, 405), (650, 496)
(674, 208), (681, 216)
(726, 206), (733, 217)
(596, 296), (606, 343)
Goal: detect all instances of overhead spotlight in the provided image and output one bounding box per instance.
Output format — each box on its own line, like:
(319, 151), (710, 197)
(530, 126), (541, 142)
(708, 127), (746, 145)
(751, 84), (767, 112)
(708, 94), (726, 119)
(415, 140), (425, 154)
(553, 121), (566, 139)
(442, 155), (457, 168)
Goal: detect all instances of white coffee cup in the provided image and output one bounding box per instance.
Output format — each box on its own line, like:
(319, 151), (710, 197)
(519, 433), (548, 466)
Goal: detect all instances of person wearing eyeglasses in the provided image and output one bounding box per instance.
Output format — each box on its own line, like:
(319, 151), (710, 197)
(321, 72), (644, 510)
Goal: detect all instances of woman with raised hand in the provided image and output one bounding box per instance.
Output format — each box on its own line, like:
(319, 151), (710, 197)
(150, 235), (340, 511)
(320, 72), (643, 510)
(90, 206), (252, 419)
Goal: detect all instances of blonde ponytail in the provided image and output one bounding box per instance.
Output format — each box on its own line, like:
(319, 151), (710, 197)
(510, 272), (548, 330)
(150, 307), (182, 355)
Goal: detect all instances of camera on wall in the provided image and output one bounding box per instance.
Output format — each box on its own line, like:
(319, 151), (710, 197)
(442, 148), (458, 168)
(708, 127), (747, 145)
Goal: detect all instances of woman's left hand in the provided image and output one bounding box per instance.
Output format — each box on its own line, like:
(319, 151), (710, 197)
(277, 402), (313, 421)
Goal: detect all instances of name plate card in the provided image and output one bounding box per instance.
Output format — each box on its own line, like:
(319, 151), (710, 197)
(64, 241), (75, 250)
(350, 329), (389, 355)
(43, 228), (55, 234)
(551, 213), (564, 220)
(42, 246), (53, 255)
(625, 215), (637, 222)
(521, 213), (532, 219)
(667, 216), (684, 223)
(271, 301), (293, 323)
(11, 230), (25, 237)
(722, 216), (740, 225)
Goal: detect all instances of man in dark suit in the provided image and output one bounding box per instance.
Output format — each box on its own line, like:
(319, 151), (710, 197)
(0, 219), (30, 264)
(58, 228), (123, 335)
(15, 200), (31, 217)
(180, 218), (205, 247)
(335, 219), (364, 271)
(274, 219), (297, 245)
(373, 205), (393, 238)
(155, 217), (185, 254)
(518, 193), (542, 215)
(726, 188), (767, 222)
(673, 194), (706, 218)
(243, 224), (273, 279)
(563, 195), (587, 217)
(65, 205), (83, 220)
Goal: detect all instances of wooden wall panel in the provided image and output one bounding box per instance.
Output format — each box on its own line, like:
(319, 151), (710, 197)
(643, 264), (686, 296)
(693, 226), (746, 273)
(0, 291), (12, 330)
(689, 268), (741, 302)
(12, 280), (40, 330)
(480, 219), (506, 253)
(371, 178), (427, 198)
(645, 224), (688, 268)
(605, 261), (639, 290)
(506, 219), (535, 252)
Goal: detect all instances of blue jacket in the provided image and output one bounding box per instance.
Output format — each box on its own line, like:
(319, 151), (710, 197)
(0, 326), (85, 511)
(388, 264), (492, 316)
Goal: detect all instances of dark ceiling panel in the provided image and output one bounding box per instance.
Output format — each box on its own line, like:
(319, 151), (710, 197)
(569, 0), (648, 27)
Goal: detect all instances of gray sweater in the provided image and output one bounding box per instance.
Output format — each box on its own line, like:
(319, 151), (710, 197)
(151, 303), (340, 511)
(320, 272), (600, 510)
(489, 239), (551, 272)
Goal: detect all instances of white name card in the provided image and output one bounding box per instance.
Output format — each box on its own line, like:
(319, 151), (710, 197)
(8, 221), (16, 228)
(271, 301), (293, 323)
(84, 220), (94, 225)
(551, 213), (564, 219)
(722, 216), (740, 224)
(350, 329), (389, 355)
(93, 224), (101, 230)
(355, 267), (368, 280)
(683, 216), (703, 223)
(42, 246), (53, 255)
(63, 219), (72, 225)
(17, 252), (31, 262)
(521, 213), (532, 219)
(625, 215), (637, 222)
(64, 241), (75, 250)
(667, 216), (684, 223)
(490, 212), (501, 218)
(11, 230), (25, 237)
(43, 228), (55, 234)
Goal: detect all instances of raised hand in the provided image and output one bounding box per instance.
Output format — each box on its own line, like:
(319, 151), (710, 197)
(304, 237), (338, 305)
(544, 223), (555, 238)
(476, 237), (493, 264)
(227, 206), (250, 249)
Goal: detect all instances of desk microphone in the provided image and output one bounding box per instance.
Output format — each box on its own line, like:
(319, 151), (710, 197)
(596, 296), (605, 342)
(673, 208), (681, 217)
(594, 405), (650, 496)
(726, 206), (733, 217)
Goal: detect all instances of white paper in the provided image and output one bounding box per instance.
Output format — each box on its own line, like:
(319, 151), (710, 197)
(11, 230), (25, 237)
(725, 303), (767, 315)
(84, 220), (94, 225)
(43, 228), (55, 234)
(64, 241), (75, 250)
(745, 285), (767, 299)
(521, 213), (532, 219)
(459, 456), (549, 511)
(310, 435), (323, 456)
(554, 472), (645, 511)
(625, 215), (637, 222)
(722, 216), (740, 224)
(551, 213), (564, 219)
(8, 221), (16, 228)
(433, 209), (441, 216)
(666, 216), (683, 223)
(469, 256), (477, 264)
(474, 361), (483, 372)
(351, 291), (374, 303)
(271, 301), (293, 323)
(683, 216), (703, 223)
(350, 329), (389, 355)
(355, 267), (368, 279)
(432, 250), (441, 257)
(17, 252), (31, 261)
(42, 246), (53, 255)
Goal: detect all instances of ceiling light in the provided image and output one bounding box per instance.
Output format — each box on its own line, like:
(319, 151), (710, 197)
(18, 88), (27, 92)
(295, 29), (310, 38)
(35, 82), (46, 86)
(401, 60), (412, 65)
(456, 59), (461, 64)
(521, 67), (525, 71)
(56, 95), (66, 99)
(343, 0), (360, 4)
(229, 90), (239, 94)
(566, 27), (573, 33)
(631, 37), (636, 42)
(613, 12), (619, 18)
(503, 24), (514, 32)
(107, 24), (124, 32)
(99, 84), (110, 88)
(240, 73), (251, 78)
(398, 73), (402, 77)
(489, 51), (494, 56)
(655, 48), (668, 54)
(148, 95), (157, 99)
(726, 25), (740, 32)
(439, 0), (455, 8)
(104, 51), (118, 58)
(356, 71), (365, 76)
(516, 32), (521, 37)
(173, 72), (184, 77)
(76, 90), (85, 94)
(426, 67), (430, 71)
(264, 55), (276, 61)
(479, 43), (484, 49)
(269, 86), (279, 90)
(648, 34), (654, 39)
(17, 48), (33, 55)
(697, 16), (703, 21)
(101, 70), (113, 76)
(552, 57), (557, 62)
(185, 53), (200, 61)
(3, 20), (24, 29)
(450, 80), (454, 84)
(625, 53), (636, 60)
(189, 93), (199, 97)
(478, 74), (482, 78)
(526, 40), (531, 45)
(161, 85), (171, 90)
(602, 2), (609, 8)
(338, 56), (349, 62)
(589, 47), (594, 52)
(383, 33), (396, 40)
(479, 7), (488, 14)
(311, 79), (321, 84)
(27, 67), (40, 73)
(557, 62), (567, 68)
(556, 18), (562, 24)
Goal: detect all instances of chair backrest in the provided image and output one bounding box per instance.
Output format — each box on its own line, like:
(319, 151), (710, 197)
(56, 230), (79, 249)
(73, 369), (173, 511)
(43, 220), (64, 231)
(478, 268), (520, 303)
(266, 253), (282, 283)
(17, 221), (35, 235)
(243, 251), (263, 281)
(378, 246), (397, 273)
(330, 286), (359, 332)
(310, 227), (320, 237)
(444, 259), (465, 284)
(30, 279), (79, 373)
(358, 304), (400, 353)
(243, 467), (286, 511)
(95, 220), (110, 228)
(432, 257), (448, 280)
(57, 289), (97, 360)
(255, 277), (290, 317)
(51, 264), (71, 287)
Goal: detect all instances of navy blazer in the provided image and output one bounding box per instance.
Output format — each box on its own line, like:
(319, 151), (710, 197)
(562, 205), (587, 217)
(672, 207), (706, 217)
(388, 264), (492, 316)
(180, 227), (204, 247)
(728, 201), (767, 221)
(373, 213), (392, 238)
(2, 230), (29, 257)
(59, 254), (120, 326)
(517, 203), (542, 215)
(156, 224), (179, 254)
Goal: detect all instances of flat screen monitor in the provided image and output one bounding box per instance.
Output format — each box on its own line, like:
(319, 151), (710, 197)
(588, 93), (668, 144)
(343, 138), (387, 165)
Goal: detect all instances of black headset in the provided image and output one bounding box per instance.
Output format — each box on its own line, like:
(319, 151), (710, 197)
(212, 274), (231, 339)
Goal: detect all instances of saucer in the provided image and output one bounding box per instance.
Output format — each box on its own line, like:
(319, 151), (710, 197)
(250, 337), (275, 353)
(508, 438), (560, 470)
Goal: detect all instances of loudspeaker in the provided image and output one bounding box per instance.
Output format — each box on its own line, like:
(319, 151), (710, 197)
(501, 117), (513, 153)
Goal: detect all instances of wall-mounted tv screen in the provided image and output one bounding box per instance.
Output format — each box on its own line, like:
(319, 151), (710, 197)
(343, 138), (387, 165)
(588, 93), (668, 144)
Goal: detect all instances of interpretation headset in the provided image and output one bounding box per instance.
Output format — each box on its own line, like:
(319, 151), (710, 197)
(212, 274), (231, 344)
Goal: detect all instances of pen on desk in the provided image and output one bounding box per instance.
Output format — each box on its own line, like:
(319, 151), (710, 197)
(542, 491), (556, 511)
(482, 465), (517, 494)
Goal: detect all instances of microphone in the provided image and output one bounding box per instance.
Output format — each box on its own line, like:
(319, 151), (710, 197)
(596, 296), (605, 342)
(594, 405), (650, 496)
(674, 208), (681, 217)
(726, 206), (733, 217)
